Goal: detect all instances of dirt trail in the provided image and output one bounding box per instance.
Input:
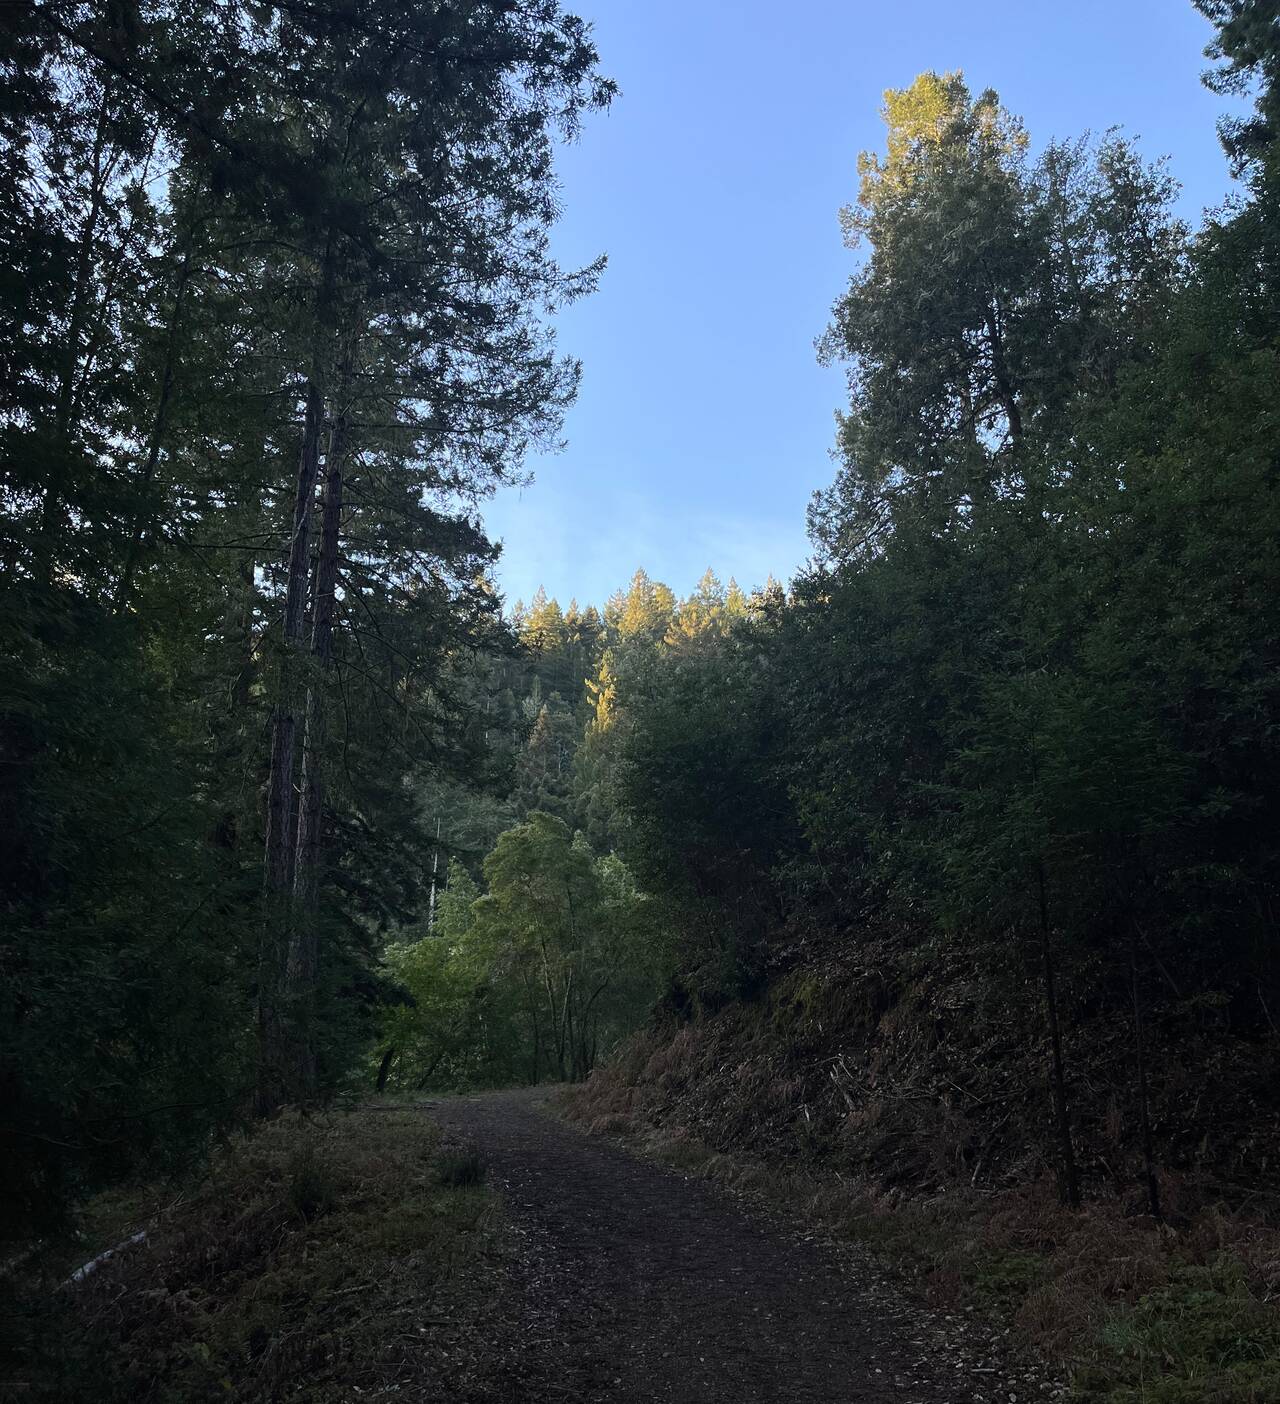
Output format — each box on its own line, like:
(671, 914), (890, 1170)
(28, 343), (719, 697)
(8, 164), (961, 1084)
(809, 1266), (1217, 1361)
(431, 1088), (1053, 1404)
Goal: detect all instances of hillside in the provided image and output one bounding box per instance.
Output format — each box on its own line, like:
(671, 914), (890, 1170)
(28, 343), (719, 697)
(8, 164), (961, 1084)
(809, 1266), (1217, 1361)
(572, 927), (1280, 1213)
(565, 926), (1280, 1401)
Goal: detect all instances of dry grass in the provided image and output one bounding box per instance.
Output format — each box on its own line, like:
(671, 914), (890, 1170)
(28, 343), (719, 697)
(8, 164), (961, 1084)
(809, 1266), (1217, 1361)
(2, 1106), (500, 1402)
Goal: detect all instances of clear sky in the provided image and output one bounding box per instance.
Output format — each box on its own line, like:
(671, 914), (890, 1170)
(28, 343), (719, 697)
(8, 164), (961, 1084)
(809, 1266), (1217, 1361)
(483, 0), (1247, 611)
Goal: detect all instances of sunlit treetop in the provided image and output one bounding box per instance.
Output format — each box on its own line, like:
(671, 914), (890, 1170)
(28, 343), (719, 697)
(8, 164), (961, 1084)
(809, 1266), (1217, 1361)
(845, 70), (1028, 246)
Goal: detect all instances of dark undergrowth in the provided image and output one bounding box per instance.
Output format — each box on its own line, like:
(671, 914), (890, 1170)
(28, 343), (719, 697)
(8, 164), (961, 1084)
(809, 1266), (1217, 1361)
(564, 998), (1280, 1404)
(0, 1107), (499, 1402)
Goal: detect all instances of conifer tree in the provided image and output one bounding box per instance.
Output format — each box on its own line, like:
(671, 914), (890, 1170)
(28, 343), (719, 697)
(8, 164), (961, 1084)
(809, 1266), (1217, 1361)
(0, 0), (613, 1217)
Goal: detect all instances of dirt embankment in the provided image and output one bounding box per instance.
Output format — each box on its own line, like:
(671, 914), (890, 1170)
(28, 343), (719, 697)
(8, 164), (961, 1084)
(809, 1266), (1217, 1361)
(563, 944), (1280, 1403)
(572, 937), (1280, 1209)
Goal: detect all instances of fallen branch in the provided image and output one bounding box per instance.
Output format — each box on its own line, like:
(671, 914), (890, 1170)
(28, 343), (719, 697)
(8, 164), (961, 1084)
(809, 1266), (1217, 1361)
(64, 1231), (147, 1287)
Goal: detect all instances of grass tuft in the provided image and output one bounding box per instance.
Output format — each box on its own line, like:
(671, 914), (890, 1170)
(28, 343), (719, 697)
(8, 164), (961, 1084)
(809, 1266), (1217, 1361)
(285, 1140), (336, 1222)
(436, 1149), (487, 1188)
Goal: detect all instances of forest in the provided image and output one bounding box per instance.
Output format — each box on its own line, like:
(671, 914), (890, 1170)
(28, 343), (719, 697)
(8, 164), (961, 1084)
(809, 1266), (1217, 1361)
(3, 0), (1280, 1398)
(1, 0), (620, 1231)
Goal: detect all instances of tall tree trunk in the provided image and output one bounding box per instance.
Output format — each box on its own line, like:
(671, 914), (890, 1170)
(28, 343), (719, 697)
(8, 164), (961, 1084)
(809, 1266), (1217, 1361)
(1037, 859), (1081, 1208)
(560, 966), (575, 1082)
(255, 377), (325, 1118)
(1129, 927), (1163, 1222)
(36, 88), (113, 579)
(285, 388), (348, 1099)
(539, 938), (565, 1078)
(524, 971), (542, 1085)
(113, 237), (195, 614)
(983, 301), (1023, 446)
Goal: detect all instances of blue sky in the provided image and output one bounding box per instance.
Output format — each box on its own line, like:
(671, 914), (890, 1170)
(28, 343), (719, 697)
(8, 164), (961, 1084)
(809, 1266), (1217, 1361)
(483, 0), (1248, 611)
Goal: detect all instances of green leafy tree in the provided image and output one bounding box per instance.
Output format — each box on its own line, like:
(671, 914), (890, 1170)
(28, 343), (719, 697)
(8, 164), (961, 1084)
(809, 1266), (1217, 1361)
(472, 814), (658, 1080)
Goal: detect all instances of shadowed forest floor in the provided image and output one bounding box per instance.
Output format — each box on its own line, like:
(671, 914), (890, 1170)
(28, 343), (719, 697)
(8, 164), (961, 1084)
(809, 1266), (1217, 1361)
(28, 1086), (1280, 1401)
(4, 1092), (1059, 1401)
(431, 1088), (1058, 1403)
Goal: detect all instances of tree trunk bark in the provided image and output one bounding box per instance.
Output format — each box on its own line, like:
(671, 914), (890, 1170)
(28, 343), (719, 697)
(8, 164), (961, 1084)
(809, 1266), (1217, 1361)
(1130, 929), (1163, 1221)
(539, 939), (565, 1079)
(982, 303), (1023, 446)
(527, 979), (542, 1085)
(114, 238), (194, 613)
(255, 377), (325, 1118)
(1037, 859), (1081, 1208)
(561, 965), (575, 1082)
(36, 89), (113, 579)
(285, 390), (347, 1100)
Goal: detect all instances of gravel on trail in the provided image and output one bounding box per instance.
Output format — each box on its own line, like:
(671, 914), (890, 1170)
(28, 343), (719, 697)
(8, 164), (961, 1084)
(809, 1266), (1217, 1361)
(428, 1088), (1064, 1404)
